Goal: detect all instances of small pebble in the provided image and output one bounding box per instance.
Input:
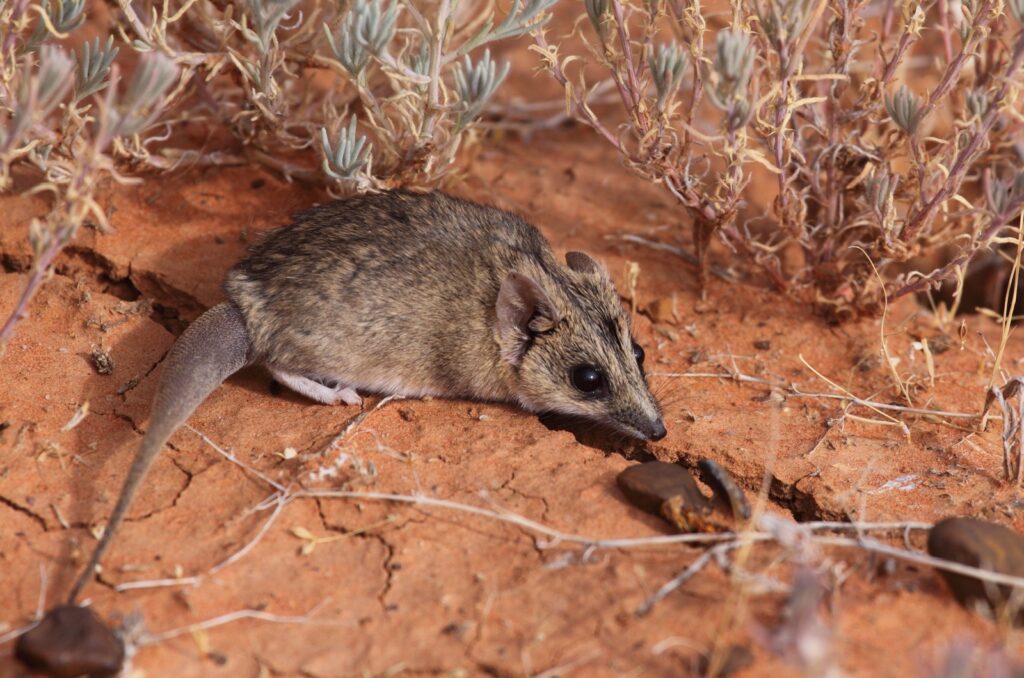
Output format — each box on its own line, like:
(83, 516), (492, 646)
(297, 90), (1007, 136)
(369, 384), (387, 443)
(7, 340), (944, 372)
(15, 605), (124, 678)
(927, 517), (1024, 621)
(616, 462), (704, 517)
(90, 348), (114, 375)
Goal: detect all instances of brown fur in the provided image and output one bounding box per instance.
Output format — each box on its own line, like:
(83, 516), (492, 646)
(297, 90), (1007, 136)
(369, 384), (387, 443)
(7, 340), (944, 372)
(225, 189), (664, 437)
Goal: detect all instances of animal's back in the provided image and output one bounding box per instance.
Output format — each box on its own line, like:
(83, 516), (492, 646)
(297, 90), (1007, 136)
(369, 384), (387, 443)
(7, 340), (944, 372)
(224, 190), (554, 399)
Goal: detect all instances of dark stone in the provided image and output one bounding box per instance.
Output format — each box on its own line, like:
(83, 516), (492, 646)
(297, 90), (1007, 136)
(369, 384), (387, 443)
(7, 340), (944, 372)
(616, 461), (704, 517)
(15, 605), (124, 678)
(927, 517), (1024, 621)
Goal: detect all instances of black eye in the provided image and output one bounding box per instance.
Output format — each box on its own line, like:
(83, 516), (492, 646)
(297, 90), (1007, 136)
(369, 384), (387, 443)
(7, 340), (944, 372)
(632, 342), (645, 365)
(571, 365), (604, 393)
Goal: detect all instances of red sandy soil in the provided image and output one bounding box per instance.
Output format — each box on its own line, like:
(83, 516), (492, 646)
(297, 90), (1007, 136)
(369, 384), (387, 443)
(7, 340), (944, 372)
(2, 79), (1024, 678)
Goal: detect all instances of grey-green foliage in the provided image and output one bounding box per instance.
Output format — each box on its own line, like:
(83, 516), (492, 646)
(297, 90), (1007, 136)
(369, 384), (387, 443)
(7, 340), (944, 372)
(454, 49), (510, 131)
(406, 41), (430, 79)
(584, 0), (609, 40)
(460, 0), (558, 55)
(865, 169), (898, 217)
(22, 0), (86, 53)
(723, 98), (751, 133)
(755, 0), (814, 49)
(1, 45), (73, 151)
(246, 0), (300, 53)
(34, 45), (75, 113)
(74, 36), (119, 102)
(986, 171), (1024, 216)
(966, 87), (989, 118)
(715, 30), (754, 90)
(707, 29), (755, 110)
(324, 0), (398, 78)
(885, 85), (922, 134)
(320, 116), (372, 180)
(108, 52), (178, 137)
(649, 42), (687, 108)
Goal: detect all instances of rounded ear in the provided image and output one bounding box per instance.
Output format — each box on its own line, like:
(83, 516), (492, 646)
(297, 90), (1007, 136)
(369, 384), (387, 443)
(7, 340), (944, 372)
(566, 251), (605, 276)
(496, 272), (561, 366)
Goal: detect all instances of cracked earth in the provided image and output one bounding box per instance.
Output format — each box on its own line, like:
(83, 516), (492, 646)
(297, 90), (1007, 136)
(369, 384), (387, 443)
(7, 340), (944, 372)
(3, 100), (1024, 676)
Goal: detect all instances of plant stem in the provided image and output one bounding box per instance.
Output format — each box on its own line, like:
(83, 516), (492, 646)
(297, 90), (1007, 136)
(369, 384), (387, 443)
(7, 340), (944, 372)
(417, 0), (450, 152)
(902, 30), (1024, 241)
(0, 226), (71, 350)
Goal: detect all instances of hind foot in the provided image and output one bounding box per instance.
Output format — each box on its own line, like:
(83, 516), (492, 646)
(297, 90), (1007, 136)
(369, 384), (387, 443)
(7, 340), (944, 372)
(269, 368), (362, 406)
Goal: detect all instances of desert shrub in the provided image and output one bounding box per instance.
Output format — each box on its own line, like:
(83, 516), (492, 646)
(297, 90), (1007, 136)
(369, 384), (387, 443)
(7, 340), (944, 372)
(533, 0), (1024, 318)
(0, 0), (555, 346)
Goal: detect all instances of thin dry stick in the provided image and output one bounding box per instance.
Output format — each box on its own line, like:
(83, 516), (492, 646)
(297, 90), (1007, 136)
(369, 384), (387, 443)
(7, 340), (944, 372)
(115, 428), (292, 591)
(987, 211), (1024, 390)
(135, 608), (321, 647)
(299, 489), (932, 547)
(799, 354), (908, 434)
(209, 493), (289, 575)
(649, 371), (984, 420)
(854, 245), (910, 404)
(0, 620), (38, 645)
(815, 533), (1024, 589)
(983, 380), (1024, 485)
(114, 493), (289, 592)
(318, 394), (405, 456)
(0, 564), (48, 644)
(637, 542), (738, 615)
(639, 524), (1024, 616)
(185, 425), (286, 491)
(34, 564), (48, 620)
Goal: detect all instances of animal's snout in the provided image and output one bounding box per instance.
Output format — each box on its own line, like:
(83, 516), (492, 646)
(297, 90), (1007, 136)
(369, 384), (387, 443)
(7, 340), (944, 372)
(647, 419), (667, 441)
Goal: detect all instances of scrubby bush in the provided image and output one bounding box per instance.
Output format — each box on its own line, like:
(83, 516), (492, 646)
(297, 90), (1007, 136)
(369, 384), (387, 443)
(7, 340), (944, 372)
(0, 0), (554, 345)
(533, 0), (1024, 318)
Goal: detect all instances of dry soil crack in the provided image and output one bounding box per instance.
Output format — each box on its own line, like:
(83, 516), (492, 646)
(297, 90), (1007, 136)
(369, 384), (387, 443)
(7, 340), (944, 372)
(0, 494), (48, 531)
(313, 496), (398, 613)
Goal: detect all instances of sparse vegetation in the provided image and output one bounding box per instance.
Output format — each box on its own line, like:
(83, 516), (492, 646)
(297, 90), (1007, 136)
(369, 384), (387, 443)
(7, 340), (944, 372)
(533, 0), (1024, 318)
(0, 0), (554, 346)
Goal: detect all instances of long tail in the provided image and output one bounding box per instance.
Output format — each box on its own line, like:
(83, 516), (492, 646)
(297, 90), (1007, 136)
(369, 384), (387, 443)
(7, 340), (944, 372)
(69, 302), (251, 603)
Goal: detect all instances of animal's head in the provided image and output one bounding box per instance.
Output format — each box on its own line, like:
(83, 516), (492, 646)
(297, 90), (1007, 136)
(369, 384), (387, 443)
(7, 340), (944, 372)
(496, 251), (666, 441)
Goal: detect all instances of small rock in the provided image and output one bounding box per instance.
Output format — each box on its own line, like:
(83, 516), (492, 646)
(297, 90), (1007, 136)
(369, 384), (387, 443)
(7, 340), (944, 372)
(854, 352), (880, 373)
(927, 517), (1024, 621)
(90, 348), (114, 375)
(753, 339), (771, 351)
(927, 333), (952, 354)
(617, 461), (748, 532)
(15, 605), (124, 678)
(616, 462), (703, 517)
